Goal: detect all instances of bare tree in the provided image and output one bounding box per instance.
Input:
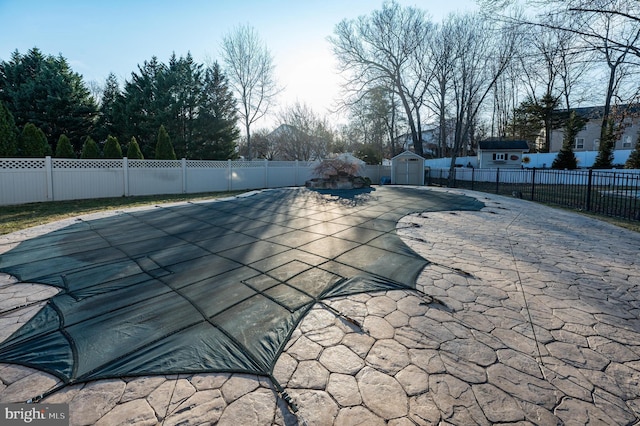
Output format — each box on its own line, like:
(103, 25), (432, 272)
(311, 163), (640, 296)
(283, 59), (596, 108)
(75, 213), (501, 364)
(221, 25), (279, 159)
(480, 0), (640, 115)
(329, 1), (432, 156)
(275, 102), (333, 161)
(425, 19), (457, 157)
(446, 12), (517, 177)
(347, 85), (404, 159)
(249, 128), (280, 160)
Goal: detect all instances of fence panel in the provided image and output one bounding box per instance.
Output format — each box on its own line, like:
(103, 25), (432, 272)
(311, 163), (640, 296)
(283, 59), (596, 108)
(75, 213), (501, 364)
(363, 165), (391, 184)
(127, 160), (183, 196)
(0, 158), (48, 204)
(265, 163), (298, 189)
(183, 160), (229, 193)
(52, 159), (126, 201)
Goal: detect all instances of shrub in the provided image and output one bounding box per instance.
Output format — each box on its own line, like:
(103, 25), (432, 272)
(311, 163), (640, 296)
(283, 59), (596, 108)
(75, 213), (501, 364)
(126, 136), (144, 159)
(155, 125), (176, 160)
(19, 123), (50, 157)
(103, 135), (123, 158)
(55, 134), (76, 158)
(80, 136), (100, 159)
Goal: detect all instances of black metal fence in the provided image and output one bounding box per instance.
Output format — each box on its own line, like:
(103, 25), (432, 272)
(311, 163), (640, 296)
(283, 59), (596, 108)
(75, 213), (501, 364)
(426, 168), (640, 221)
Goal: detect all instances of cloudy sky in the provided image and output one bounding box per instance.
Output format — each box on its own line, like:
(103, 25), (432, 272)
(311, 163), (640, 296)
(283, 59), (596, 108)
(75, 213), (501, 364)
(0, 0), (479, 125)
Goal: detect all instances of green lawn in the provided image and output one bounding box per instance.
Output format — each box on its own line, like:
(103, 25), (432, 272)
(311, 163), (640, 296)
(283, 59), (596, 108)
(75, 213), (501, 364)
(0, 191), (245, 235)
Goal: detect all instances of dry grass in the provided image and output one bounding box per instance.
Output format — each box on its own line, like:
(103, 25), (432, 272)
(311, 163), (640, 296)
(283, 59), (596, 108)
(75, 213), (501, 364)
(0, 191), (244, 235)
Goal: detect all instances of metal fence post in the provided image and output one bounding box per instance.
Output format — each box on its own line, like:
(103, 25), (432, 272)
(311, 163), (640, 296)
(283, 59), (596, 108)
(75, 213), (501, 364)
(586, 168), (593, 212)
(530, 168), (536, 201)
(495, 168), (500, 194)
(471, 168), (475, 190)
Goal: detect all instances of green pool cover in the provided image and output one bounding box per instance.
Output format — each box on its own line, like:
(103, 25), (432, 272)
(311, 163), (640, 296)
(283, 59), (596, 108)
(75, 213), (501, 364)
(0, 186), (483, 401)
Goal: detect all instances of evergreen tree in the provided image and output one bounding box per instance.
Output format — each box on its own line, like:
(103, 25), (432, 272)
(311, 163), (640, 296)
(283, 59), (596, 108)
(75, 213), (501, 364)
(103, 135), (122, 158)
(624, 133), (640, 169)
(155, 125), (176, 159)
(0, 100), (18, 157)
(19, 123), (50, 157)
(0, 48), (97, 153)
(95, 73), (125, 143)
(121, 57), (169, 158)
(80, 136), (100, 159)
(593, 119), (616, 169)
(512, 94), (563, 153)
(194, 62), (239, 159)
(55, 134), (75, 158)
(164, 53), (203, 158)
(552, 111), (584, 170)
(126, 136), (144, 159)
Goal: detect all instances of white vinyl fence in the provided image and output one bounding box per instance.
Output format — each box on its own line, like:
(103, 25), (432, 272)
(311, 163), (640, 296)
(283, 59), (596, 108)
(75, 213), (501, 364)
(0, 157), (391, 206)
(424, 149), (633, 169)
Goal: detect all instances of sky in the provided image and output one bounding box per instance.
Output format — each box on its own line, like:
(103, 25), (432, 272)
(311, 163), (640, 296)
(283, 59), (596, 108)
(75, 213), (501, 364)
(0, 0), (479, 127)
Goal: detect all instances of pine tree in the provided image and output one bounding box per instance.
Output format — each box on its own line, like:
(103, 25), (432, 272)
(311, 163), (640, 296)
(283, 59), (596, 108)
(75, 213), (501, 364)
(194, 62), (240, 159)
(80, 136), (100, 159)
(0, 101), (18, 157)
(95, 73), (125, 143)
(0, 48), (97, 151)
(624, 133), (640, 169)
(103, 135), (123, 158)
(126, 136), (144, 159)
(55, 134), (76, 158)
(19, 123), (50, 157)
(155, 125), (176, 159)
(552, 110), (583, 170)
(593, 119), (616, 169)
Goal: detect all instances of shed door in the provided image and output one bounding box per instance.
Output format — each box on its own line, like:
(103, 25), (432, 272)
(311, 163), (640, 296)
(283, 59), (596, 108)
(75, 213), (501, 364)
(395, 158), (422, 185)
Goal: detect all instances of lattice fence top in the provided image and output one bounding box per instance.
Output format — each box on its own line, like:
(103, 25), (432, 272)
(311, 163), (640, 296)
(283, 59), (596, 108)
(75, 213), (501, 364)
(127, 159), (182, 168)
(0, 158), (46, 169)
(229, 160), (267, 168)
(268, 161), (300, 167)
(186, 160), (228, 169)
(53, 159), (124, 169)
(1, 157), (320, 170)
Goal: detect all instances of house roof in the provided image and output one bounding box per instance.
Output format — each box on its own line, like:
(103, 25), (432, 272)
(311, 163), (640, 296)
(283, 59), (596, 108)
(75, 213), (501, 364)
(478, 140), (529, 151)
(558, 104), (640, 120)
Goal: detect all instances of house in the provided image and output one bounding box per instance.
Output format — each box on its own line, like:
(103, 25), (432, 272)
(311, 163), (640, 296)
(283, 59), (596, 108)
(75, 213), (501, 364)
(549, 105), (640, 153)
(477, 140), (529, 168)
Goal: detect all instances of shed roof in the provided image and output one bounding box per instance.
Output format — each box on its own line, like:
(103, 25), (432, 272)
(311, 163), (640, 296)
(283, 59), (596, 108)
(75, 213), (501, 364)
(391, 150), (424, 160)
(478, 140), (529, 151)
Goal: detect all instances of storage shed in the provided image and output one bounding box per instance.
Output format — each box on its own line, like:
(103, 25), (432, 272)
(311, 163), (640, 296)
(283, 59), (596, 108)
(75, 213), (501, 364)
(391, 151), (425, 185)
(477, 140), (529, 168)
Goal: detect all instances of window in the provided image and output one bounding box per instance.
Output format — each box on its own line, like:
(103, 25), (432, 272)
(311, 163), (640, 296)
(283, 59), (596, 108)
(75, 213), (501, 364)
(574, 138), (584, 149)
(623, 135), (632, 148)
(492, 153), (506, 162)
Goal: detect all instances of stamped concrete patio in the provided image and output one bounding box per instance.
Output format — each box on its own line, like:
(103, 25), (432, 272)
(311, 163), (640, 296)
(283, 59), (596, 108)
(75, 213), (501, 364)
(1, 187), (639, 425)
